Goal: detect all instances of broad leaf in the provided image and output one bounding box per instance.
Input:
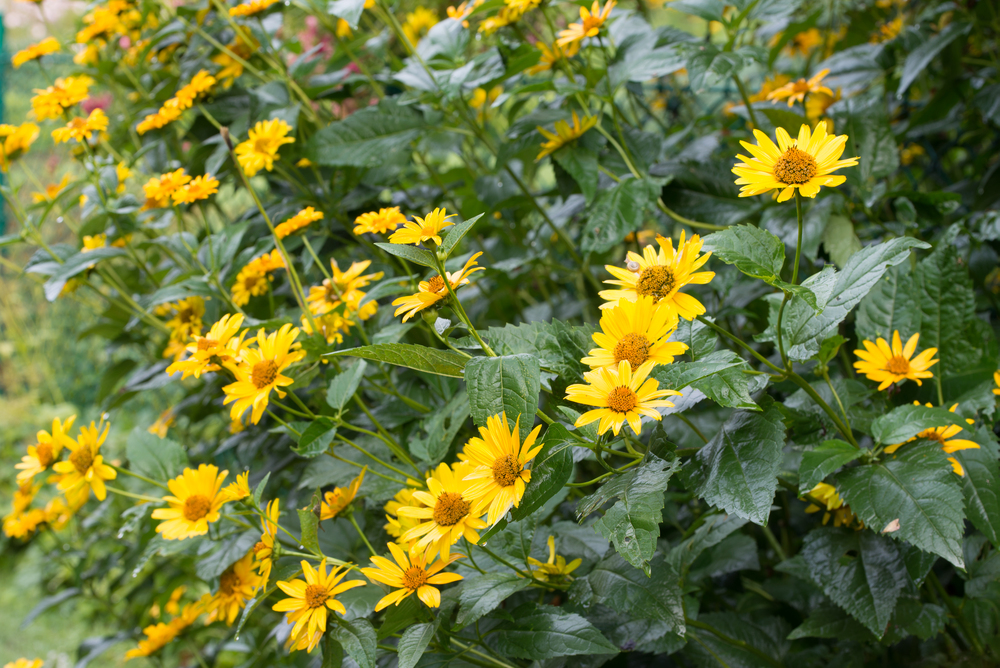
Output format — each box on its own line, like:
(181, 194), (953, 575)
(464, 354), (541, 440)
(654, 349), (745, 390)
(581, 176), (662, 253)
(482, 320), (595, 383)
(554, 144), (599, 203)
(488, 603), (618, 659)
(952, 432), (1000, 548)
(330, 344), (468, 377)
(41, 247), (127, 301)
(309, 99), (424, 168)
(125, 428), (188, 481)
(410, 393), (470, 464)
(855, 266), (920, 344)
(326, 361), (368, 411)
(869, 404), (968, 445)
(799, 440), (860, 492)
(333, 618), (377, 668)
(374, 242), (437, 269)
(683, 612), (790, 667)
(897, 22), (971, 96)
(440, 213), (485, 256)
(327, 0), (365, 28)
(397, 623), (435, 668)
(587, 552), (684, 632)
(787, 603), (876, 641)
(916, 244), (978, 376)
(456, 573), (532, 626)
(509, 423), (574, 521)
(295, 418), (337, 458)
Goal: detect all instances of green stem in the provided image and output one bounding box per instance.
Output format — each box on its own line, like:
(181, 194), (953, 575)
(792, 192), (804, 285)
(347, 511), (377, 556)
(109, 464), (169, 490)
(785, 371), (860, 448)
(336, 434), (419, 483)
(105, 486), (164, 503)
(696, 316), (784, 374)
(732, 74), (760, 129)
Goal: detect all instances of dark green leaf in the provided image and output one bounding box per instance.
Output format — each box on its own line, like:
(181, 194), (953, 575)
(373, 243), (437, 269)
(322, 634), (344, 668)
(298, 506), (321, 554)
(327, 0), (365, 28)
(125, 428), (189, 481)
(397, 623), (435, 668)
(41, 247), (127, 301)
(897, 22), (970, 96)
(440, 213), (485, 257)
(483, 320), (595, 383)
(581, 176), (661, 253)
(295, 418), (337, 458)
(326, 361), (368, 411)
(308, 99), (424, 168)
(691, 361), (760, 410)
(916, 245), (978, 376)
(952, 432), (1000, 548)
(654, 349), (745, 390)
(587, 552), (684, 632)
(799, 440), (861, 492)
(333, 618), (377, 668)
(330, 344), (468, 377)
(554, 144), (599, 203)
(253, 472), (271, 507)
(456, 573), (532, 627)
(464, 354), (541, 441)
(869, 404), (968, 445)
(683, 612), (790, 667)
(410, 393), (470, 464)
(787, 603), (876, 641)
(509, 423), (574, 521)
(488, 603), (618, 658)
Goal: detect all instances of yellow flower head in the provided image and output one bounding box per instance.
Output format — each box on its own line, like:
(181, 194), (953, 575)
(536, 111), (597, 161)
(732, 121), (859, 202)
(166, 312), (247, 379)
(402, 7), (439, 45)
(223, 471), (252, 502)
(206, 552), (261, 625)
(151, 464), (230, 540)
(254, 498), (280, 592)
(471, 85), (502, 121)
(885, 402), (979, 476)
(582, 295), (688, 370)
(148, 409), (175, 438)
(235, 119), (295, 176)
(0, 122), (41, 171)
(247, 248), (287, 274)
(273, 559), (366, 638)
(143, 168), (192, 208)
(397, 462), (487, 559)
(307, 258), (383, 316)
(31, 75), (93, 120)
(230, 0), (280, 17)
(124, 621), (181, 660)
(782, 28), (823, 57)
(32, 174), (72, 203)
(361, 543), (463, 610)
(116, 161), (132, 193)
(320, 468), (366, 520)
(384, 486), (424, 543)
(749, 74), (792, 103)
(354, 206), (407, 235)
(528, 40), (579, 75)
(82, 234), (107, 251)
(15, 415), (76, 483)
(137, 106), (183, 135)
(871, 16), (904, 43)
(173, 70), (217, 109)
(804, 482), (862, 528)
(6, 659), (43, 668)
(565, 360), (680, 436)
(556, 0), (615, 47)
(222, 324), (307, 424)
(52, 108), (108, 145)
(389, 207), (456, 246)
(13, 36), (61, 68)
(853, 330), (938, 391)
(231, 267), (271, 307)
(301, 311), (355, 345)
(172, 174), (220, 204)
(766, 68), (833, 107)
(275, 207), (324, 239)
(52, 421), (116, 504)
(392, 252), (484, 322)
(528, 535), (582, 582)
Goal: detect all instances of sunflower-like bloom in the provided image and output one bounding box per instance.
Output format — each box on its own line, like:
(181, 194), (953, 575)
(993, 370), (1000, 396)
(853, 330), (938, 391)
(275, 207), (324, 239)
(871, 16), (903, 43)
(320, 469), (366, 520)
(254, 499), (280, 592)
(148, 409), (175, 438)
(565, 360), (680, 436)
(235, 119), (295, 177)
(32, 174), (71, 203)
(223, 324), (306, 424)
(461, 413), (544, 527)
(766, 68), (833, 107)
(152, 464), (230, 540)
(231, 267), (271, 307)
(13, 36), (61, 68)
(527, 40), (579, 75)
(397, 462), (487, 559)
(536, 112), (598, 160)
(51, 108), (108, 144)
(556, 0), (615, 47)
(361, 543), (463, 610)
(5, 659), (42, 668)
(600, 232), (714, 319)
(16, 415), (76, 483)
(143, 168), (192, 208)
(172, 70), (217, 109)
(805, 88), (841, 123)
(582, 295), (687, 370)
(124, 600), (203, 663)
(167, 313), (246, 379)
(804, 482), (862, 528)
(528, 536), (582, 582)
(392, 253), (484, 322)
(52, 421), (116, 504)
(306, 259), (383, 318)
(402, 7), (438, 45)
(389, 207), (456, 246)
(30, 75), (93, 121)
(206, 552), (261, 625)
(158, 296), (205, 342)
(172, 174), (219, 204)
(82, 234), (106, 251)
(0, 122), (40, 171)
(137, 106), (183, 135)
(886, 402), (979, 476)
(273, 560), (366, 637)
(749, 74), (792, 102)
(384, 486), (424, 544)
(733, 121), (859, 202)
(222, 471), (252, 502)
(354, 207), (407, 235)
(230, 0), (280, 16)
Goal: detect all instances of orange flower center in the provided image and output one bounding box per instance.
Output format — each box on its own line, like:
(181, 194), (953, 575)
(433, 492), (471, 527)
(402, 566), (429, 591)
(251, 360), (278, 388)
(885, 356), (911, 375)
(219, 568), (240, 596)
(636, 266), (676, 300)
(923, 431), (947, 445)
(35, 441), (55, 467)
(426, 275), (447, 293)
(304, 584), (330, 608)
(244, 274), (263, 290)
(492, 454), (522, 487)
(177, 307), (196, 324)
(253, 540), (268, 555)
(607, 386), (638, 413)
(773, 147), (818, 185)
(614, 333), (651, 368)
(183, 494), (212, 521)
(69, 446), (94, 474)
(197, 338), (218, 351)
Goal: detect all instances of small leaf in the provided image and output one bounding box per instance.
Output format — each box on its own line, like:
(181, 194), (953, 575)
(374, 242), (437, 269)
(464, 353), (541, 441)
(509, 423), (575, 521)
(295, 418), (337, 458)
(326, 360), (368, 411)
(333, 618), (377, 668)
(457, 573), (532, 627)
(869, 404), (968, 445)
(440, 213), (485, 256)
(322, 633), (345, 668)
(397, 623), (435, 668)
(799, 440), (860, 492)
(298, 504), (321, 554)
(330, 344), (468, 377)
(253, 472), (271, 507)
(327, 0), (365, 28)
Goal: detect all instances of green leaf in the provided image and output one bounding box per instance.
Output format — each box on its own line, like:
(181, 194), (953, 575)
(333, 618), (377, 668)
(42, 247), (127, 301)
(509, 423), (574, 521)
(836, 445), (965, 567)
(690, 401), (785, 526)
(397, 623), (435, 668)
(253, 472), (271, 507)
(295, 418), (337, 458)
(373, 243), (437, 269)
(683, 612), (790, 667)
(327, 0), (365, 28)
(577, 455), (677, 575)
(855, 266), (921, 345)
(464, 354), (541, 441)
(951, 432), (1000, 548)
(329, 344), (468, 378)
(587, 552), (684, 632)
(787, 603), (876, 641)
(799, 440), (860, 492)
(410, 393), (470, 464)
(141, 278), (218, 310)
(488, 603), (618, 658)
(326, 361), (368, 411)
(869, 404), (968, 445)
(322, 634), (344, 668)
(196, 531), (258, 580)
(308, 99), (424, 168)
(456, 573), (532, 627)
(916, 244), (978, 376)
(554, 144), (599, 203)
(800, 527), (908, 638)
(482, 320), (595, 383)
(98, 358), (138, 404)
(298, 505), (321, 554)
(668, 513), (748, 574)
(821, 215), (862, 268)
(760, 107), (809, 135)
(440, 213), (485, 257)
(691, 360), (760, 410)
(835, 93), (899, 185)
(654, 350), (744, 390)
(897, 22), (971, 96)
(125, 428), (188, 481)
(669, 0), (725, 21)
(581, 176), (662, 253)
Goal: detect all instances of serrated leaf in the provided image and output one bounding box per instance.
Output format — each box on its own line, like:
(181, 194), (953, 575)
(952, 432), (1000, 548)
(869, 404), (968, 445)
(456, 573), (532, 627)
(488, 603), (618, 658)
(329, 344), (468, 377)
(464, 354), (541, 441)
(298, 506), (321, 554)
(508, 423), (574, 521)
(800, 440), (861, 492)
(482, 320), (595, 383)
(855, 267), (920, 346)
(374, 242), (437, 269)
(326, 361), (368, 411)
(308, 99), (424, 168)
(587, 552), (684, 632)
(333, 618), (377, 668)
(787, 603), (876, 641)
(410, 393), (470, 464)
(581, 176), (661, 253)
(916, 245), (978, 376)
(125, 427), (188, 481)
(295, 418), (337, 458)
(397, 623), (435, 668)
(653, 349), (744, 389)
(683, 612), (790, 667)
(440, 213), (485, 256)
(691, 361), (760, 410)
(554, 144), (599, 203)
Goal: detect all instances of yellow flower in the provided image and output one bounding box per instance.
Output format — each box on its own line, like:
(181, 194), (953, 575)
(137, 106), (182, 135)
(994, 371), (1000, 396)
(402, 7), (438, 45)
(124, 621), (181, 660)
(461, 413), (543, 527)
(392, 252), (484, 322)
(354, 206), (407, 235)
(732, 121), (859, 202)
(471, 85), (502, 121)
(871, 16), (904, 43)
(397, 462), (486, 559)
(536, 112), (598, 161)
(247, 248), (287, 274)
(30, 75), (93, 120)
(32, 174), (72, 203)
(565, 360), (680, 436)
(82, 233), (107, 251)
(320, 469), (366, 520)
(804, 482), (862, 528)
(285, 627), (324, 653)
(384, 486), (424, 543)
(235, 118), (295, 176)
(805, 88), (841, 123)
(388, 207), (456, 246)
(0, 122), (41, 171)
(13, 36), (61, 68)
(766, 68), (833, 107)
(600, 232), (714, 319)
(172, 174), (220, 204)
(582, 295), (687, 370)
(273, 559), (366, 637)
(556, 0), (616, 47)
(336, 18), (353, 37)
(886, 402), (979, 476)
(254, 499), (280, 592)
(116, 161), (132, 193)
(206, 552), (261, 625)
(301, 311), (355, 345)
(44, 495), (82, 531)
(157, 296), (205, 342)
(52, 108), (108, 144)
(853, 330), (938, 391)
(6, 659), (43, 668)
(16, 415), (76, 483)
(362, 543), (463, 610)
(166, 313), (247, 379)
(151, 464), (230, 540)
(173, 70), (216, 109)
(477, 0), (536, 32)
(749, 74), (791, 103)
(223, 471), (252, 502)
(52, 421), (116, 504)
(3, 504), (47, 539)
(230, 0), (280, 16)
(528, 536), (582, 582)
(900, 143), (925, 166)
(148, 409), (175, 438)
(222, 324), (307, 424)
(275, 207), (324, 239)
(231, 267), (271, 307)
(212, 36), (256, 87)
(527, 40), (579, 75)
(143, 168), (192, 208)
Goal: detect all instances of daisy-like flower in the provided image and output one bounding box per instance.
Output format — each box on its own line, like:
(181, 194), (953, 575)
(384, 487), (424, 544)
(389, 207), (456, 246)
(16, 415), (76, 483)
(805, 89), (841, 123)
(528, 536), (582, 582)
(31, 174), (72, 203)
(275, 207), (324, 239)
(536, 112), (598, 160)
(82, 234), (106, 251)
(143, 168), (192, 208)
(391, 253), (484, 322)
(397, 462), (487, 559)
(301, 311), (355, 345)
(732, 121), (859, 202)
(222, 471), (252, 502)
(148, 409), (175, 438)
(13, 36), (61, 68)
(51, 108), (108, 144)
(158, 296), (205, 342)
(871, 16), (903, 43)
(247, 248), (287, 274)
(151, 464), (230, 540)
(402, 7), (438, 45)
(749, 74), (792, 103)
(766, 68), (833, 107)
(285, 627), (324, 654)
(166, 313), (246, 379)
(5, 660), (42, 668)
(0, 123), (40, 172)
(172, 174), (219, 204)
(137, 106), (182, 135)
(354, 207), (407, 235)
(230, 0), (280, 16)
(853, 330), (938, 391)
(30, 75), (93, 121)
(320, 469), (366, 520)
(52, 421), (116, 504)
(462, 413), (544, 527)
(804, 482), (862, 528)
(222, 324), (307, 424)
(273, 560), (366, 637)
(556, 0), (616, 47)
(235, 119), (295, 176)
(600, 232), (714, 319)
(231, 267), (271, 307)
(206, 552), (261, 625)
(885, 402), (979, 476)
(582, 295), (687, 370)
(361, 543), (463, 610)
(253, 499), (280, 592)
(307, 259), (384, 316)
(173, 70), (217, 109)
(565, 360), (680, 436)
(993, 370), (1000, 396)
(527, 40), (579, 75)
(125, 620), (183, 660)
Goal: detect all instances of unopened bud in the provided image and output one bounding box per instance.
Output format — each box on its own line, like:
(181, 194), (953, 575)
(220, 126), (233, 150)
